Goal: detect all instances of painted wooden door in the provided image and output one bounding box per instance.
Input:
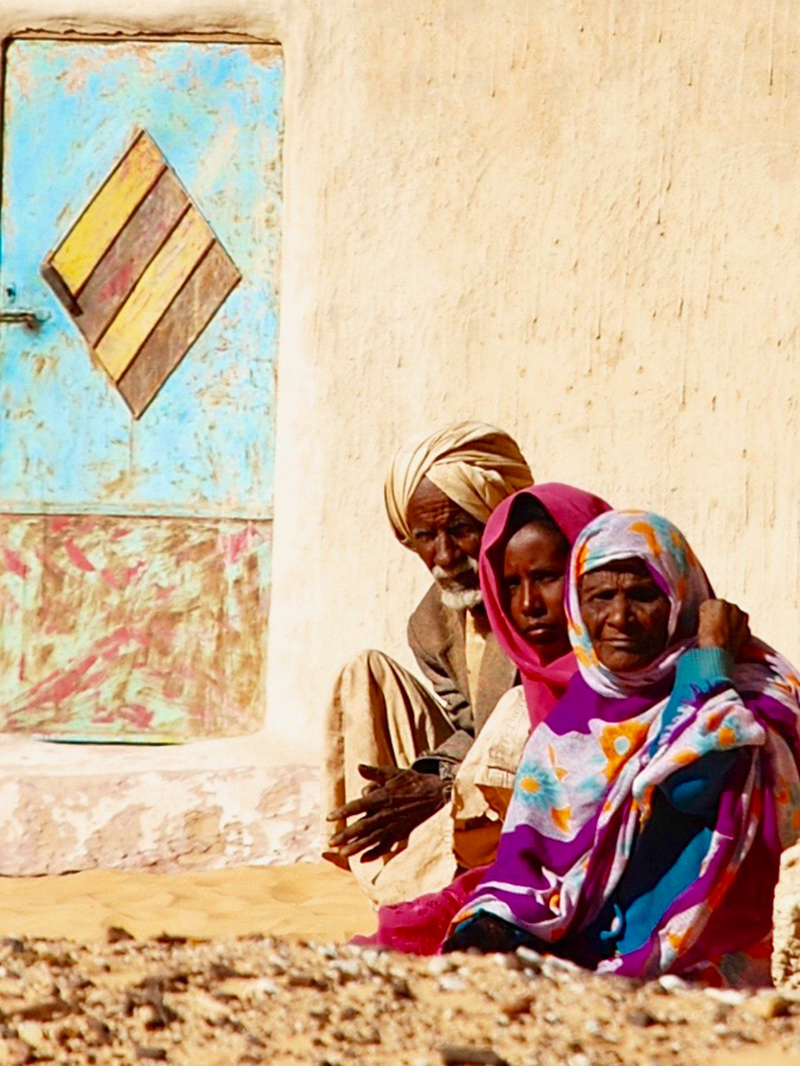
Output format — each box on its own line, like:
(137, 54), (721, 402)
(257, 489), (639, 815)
(0, 40), (282, 740)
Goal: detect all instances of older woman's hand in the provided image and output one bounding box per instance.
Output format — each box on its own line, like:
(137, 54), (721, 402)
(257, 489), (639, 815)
(697, 599), (751, 657)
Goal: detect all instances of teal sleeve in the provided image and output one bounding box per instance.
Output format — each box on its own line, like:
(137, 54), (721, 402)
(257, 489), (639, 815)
(656, 646), (738, 815)
(655, 647), (735, 747)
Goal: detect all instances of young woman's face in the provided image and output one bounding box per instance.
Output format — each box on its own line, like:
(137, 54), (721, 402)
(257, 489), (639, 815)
(578, 557), (671, 672)
(503, 523), (571, 664)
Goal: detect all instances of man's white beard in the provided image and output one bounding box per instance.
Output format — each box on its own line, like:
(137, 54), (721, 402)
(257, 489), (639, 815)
(440, 586), (484, 611)
(432, 559), (483, 612)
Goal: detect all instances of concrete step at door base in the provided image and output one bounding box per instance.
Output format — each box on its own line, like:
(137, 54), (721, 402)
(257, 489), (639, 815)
(0, 733), (321, 875)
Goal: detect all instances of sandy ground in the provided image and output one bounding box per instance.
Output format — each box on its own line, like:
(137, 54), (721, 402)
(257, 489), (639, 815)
(0, 864), (799, 1065)
(0, 864), (376, 943)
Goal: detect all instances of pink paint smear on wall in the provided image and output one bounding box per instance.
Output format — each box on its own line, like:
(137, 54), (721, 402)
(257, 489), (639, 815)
(2, 547), (29, 578)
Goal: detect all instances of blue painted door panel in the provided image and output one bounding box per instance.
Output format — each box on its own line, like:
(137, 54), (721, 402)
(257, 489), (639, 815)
(0, 41), (282, 519)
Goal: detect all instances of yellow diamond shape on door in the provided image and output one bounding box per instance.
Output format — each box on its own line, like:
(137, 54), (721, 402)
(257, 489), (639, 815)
(42, 130), (241, 418)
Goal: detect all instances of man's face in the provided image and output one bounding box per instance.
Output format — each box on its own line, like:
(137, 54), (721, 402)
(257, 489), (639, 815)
(406, 477), (484, 609)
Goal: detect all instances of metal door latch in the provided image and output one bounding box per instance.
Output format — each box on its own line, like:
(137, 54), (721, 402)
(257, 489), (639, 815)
(0, 310), (46, 331)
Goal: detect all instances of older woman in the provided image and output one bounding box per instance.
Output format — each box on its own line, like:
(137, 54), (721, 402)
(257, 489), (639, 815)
(445, 510), (800, 984)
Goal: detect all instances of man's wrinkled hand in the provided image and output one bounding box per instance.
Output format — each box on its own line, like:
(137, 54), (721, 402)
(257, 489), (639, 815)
(326, 763), (448, 863)
(698, 599), (751, 657)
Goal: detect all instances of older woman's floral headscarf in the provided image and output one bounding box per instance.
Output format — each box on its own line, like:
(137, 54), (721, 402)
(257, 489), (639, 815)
(566, 510), (714, 698)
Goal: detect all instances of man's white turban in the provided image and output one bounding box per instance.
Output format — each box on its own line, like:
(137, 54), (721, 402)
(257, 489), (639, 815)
(384, 421), (534, 548)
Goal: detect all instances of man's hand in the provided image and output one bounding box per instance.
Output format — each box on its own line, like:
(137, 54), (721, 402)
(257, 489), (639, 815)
(326, 764), (448, 863)
(697, 599), (751, 657)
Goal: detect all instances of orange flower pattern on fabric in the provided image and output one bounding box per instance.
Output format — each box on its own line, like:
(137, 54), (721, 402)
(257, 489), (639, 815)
(574, 645), (596, 668)
(599, 718), (651, 780)
(667, 929), (693, 954)
(775, 673), (800, 700)
(547, 745), (569, 782)
(703, 709), (728, 733)
(718, 725), (736, 748)
(551, 807), (572, 833)
(629, 521), (662, 558)
(672, 749), (697, 767)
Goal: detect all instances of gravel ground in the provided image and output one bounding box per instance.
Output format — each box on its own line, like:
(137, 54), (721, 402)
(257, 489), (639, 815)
(0, 933), (798, 1065)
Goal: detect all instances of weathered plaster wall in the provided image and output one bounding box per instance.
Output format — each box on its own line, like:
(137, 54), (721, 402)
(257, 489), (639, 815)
(0, 733), (321, 873)
(2, 0), (798, 759)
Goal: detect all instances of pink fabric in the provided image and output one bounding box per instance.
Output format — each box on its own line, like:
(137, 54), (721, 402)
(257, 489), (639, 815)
(351, 867), (486, 955)
(478, 483), (611, 727)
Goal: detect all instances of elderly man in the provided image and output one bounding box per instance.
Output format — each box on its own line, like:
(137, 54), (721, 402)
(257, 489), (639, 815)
(324, 421), (533, 905)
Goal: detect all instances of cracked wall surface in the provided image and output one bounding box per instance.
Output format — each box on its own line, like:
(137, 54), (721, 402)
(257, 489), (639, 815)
(0, 763), (321, 874)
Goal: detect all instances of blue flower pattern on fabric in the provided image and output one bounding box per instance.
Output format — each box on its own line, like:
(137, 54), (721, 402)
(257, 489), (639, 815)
(514, 756), (564, 811)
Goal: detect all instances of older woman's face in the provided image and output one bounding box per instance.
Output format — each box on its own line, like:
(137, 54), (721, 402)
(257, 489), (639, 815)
(579, 558), (671, 672)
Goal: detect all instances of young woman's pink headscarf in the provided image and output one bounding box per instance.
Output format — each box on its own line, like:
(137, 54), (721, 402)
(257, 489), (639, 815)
(478, 483), (611, 728)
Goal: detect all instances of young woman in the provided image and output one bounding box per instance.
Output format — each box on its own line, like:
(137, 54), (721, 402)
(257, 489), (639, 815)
(445, 510), (800, 985)
(478, 484), (611, 728)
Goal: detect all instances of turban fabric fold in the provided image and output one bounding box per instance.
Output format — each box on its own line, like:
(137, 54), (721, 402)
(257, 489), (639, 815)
(384, 421), (533, 547)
